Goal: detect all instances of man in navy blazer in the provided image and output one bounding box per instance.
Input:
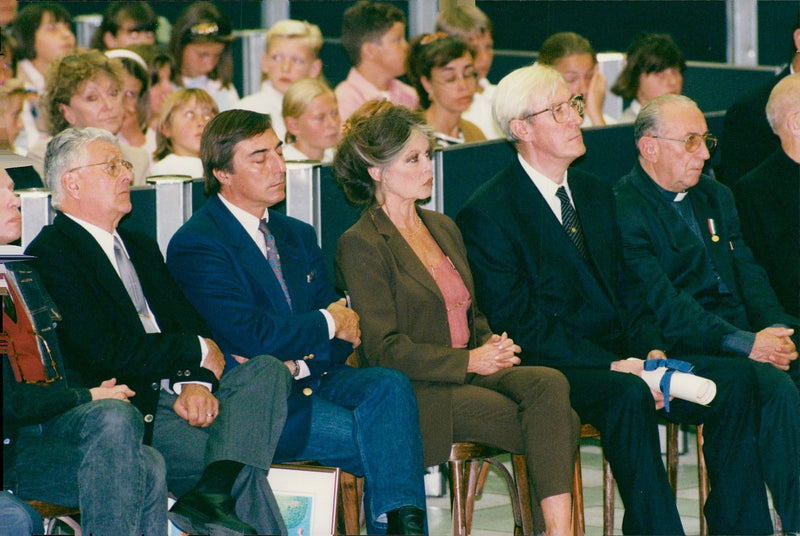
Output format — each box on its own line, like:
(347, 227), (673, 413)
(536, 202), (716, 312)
(614, 94), (800, 532)
(26, 127), (291, 536)
(166, 109), (427, 535)
(457, 64), (778, 535)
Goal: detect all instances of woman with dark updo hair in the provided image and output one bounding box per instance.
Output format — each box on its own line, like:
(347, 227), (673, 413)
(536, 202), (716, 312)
(334, 100), (579, 536)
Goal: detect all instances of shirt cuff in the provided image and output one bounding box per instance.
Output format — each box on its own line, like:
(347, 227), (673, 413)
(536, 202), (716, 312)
(295, 360), (311, 380)
(197, 336), (210, 367)
(721, 330), (756, 356)
(172, 381), (213, 394)
(320, 309), (335, 339)
(173, 337), (213, 393)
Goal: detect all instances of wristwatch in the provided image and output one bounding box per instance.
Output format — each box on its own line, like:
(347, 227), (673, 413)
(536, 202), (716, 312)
(290, 359), (302, 378)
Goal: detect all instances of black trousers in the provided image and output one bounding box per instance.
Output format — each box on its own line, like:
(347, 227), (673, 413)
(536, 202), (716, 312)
(562, 355), (773, 536)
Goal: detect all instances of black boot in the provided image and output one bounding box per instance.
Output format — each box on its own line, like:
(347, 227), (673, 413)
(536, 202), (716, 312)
(386, 506), (426, 535)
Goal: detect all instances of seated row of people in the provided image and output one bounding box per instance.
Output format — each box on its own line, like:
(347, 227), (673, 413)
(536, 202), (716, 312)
(4, 67), (800, 536)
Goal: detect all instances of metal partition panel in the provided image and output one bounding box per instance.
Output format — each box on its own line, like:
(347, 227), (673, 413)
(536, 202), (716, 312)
(285, 162), (320, 233)
(235, 29), (269, 98)
(147, 176), (194, 256)
(19, 190), (51, 250)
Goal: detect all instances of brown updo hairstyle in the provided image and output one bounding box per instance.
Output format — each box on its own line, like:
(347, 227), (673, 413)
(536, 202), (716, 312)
(333, 99), (435, 208)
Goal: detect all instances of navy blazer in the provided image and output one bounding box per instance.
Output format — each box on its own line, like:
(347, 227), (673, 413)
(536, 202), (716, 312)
(167, 195), (352, 458)
(456, 160), (664, 370)
(614, 163), (798, 355)
(25, 213), (213, 444)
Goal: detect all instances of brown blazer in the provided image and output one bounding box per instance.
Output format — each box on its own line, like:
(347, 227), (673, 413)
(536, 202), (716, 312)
(335, 206), (493, 466)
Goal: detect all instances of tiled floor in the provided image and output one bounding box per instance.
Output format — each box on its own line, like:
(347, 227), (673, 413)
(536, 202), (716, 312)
(426, 429), (703, 536)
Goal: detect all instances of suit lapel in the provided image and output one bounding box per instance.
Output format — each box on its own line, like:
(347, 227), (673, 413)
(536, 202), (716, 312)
(370, 207), (443, 301)
(207, 198), (293, 314)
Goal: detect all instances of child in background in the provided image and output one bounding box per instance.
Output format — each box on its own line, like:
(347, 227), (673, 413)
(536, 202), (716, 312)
(335, 1), (418, 121)
(8, 2), (75, 151)
(151, 88), (218, 178)
(0, 78), (25, 152)
(435, 4), (502, 139)
(282, 78), (340, 163)
(237, 19), (323, 144)
(169, 1), (238, 112)
(127, 43), (176, 163)
(89, 2), (157, 51)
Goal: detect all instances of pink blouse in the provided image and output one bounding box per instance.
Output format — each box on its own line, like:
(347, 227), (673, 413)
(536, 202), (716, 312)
(428, 255), (472, 348)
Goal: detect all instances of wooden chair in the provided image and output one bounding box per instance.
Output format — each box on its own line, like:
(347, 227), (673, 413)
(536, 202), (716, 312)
(26, 500), (81, 535)
(572, 423), (709, 536)
(447, 442), (533, 536)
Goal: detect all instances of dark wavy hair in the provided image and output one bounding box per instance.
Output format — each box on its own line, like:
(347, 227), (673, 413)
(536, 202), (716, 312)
(89, 2), (158, 52)
(333, 100), (435, 208)
(611, 33), (685, 100)
(406, 33), (474, 110)
(8, 2), (71, 61)
(169, 1), (234, 88)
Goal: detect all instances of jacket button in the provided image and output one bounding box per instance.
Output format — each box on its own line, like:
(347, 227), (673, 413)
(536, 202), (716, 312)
(151, 382), (159, 390)
(184, 370), (191, 376)
(303, 354), (314, 360)
(302, 387), (313, 396)
(177, 370), (183, 377)
(144, 414), (154, 423)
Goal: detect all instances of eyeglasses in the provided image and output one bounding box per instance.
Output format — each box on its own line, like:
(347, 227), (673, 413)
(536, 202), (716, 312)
(648, 132), (717, 153)
(523, 94), (584, 124)
(432, 68), (478, 87)
(67, 158), (133, 178)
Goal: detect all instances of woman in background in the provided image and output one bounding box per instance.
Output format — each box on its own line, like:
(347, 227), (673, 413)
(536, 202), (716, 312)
(406, 33), (485, 146)
(611, 33), (685, 122)
(106, 49), (150, 150)
(334, 101), (578, 536)
(282, 78), (340, 163)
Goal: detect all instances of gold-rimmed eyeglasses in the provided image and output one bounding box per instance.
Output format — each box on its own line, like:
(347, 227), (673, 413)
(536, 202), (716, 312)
(67, 158), (133, 178)
(647, 132), (717, 153)
(522, 94), (584, 124)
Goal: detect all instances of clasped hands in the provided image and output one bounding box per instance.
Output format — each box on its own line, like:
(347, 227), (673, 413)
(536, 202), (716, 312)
(327, 298), (361, 348)
(749, 327), (797, 371)
(610, 349), (669, 410)
(468, 332), (521, 375)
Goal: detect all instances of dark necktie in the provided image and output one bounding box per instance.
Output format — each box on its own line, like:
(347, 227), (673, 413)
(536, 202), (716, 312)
(113, 236), (159, 333)
(258, 219), (292, 309)
(556, 186), (589, 261)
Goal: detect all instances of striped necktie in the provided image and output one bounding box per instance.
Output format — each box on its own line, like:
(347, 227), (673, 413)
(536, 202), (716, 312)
(556, 186), (589, 261)
(258, 219), (292, 309)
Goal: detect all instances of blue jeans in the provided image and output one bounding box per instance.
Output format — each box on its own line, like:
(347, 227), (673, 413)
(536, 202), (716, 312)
(0, 492), (43, 536)
(10, 399), (168, 536)
(275, 366), (426, 534)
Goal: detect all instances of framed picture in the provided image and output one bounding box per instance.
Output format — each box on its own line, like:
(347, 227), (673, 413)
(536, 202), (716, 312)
(268, 464), (340, 536)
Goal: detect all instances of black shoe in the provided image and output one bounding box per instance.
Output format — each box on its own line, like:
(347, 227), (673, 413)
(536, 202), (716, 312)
(168, 490), (257, 536)
(386, 506), (426, 535)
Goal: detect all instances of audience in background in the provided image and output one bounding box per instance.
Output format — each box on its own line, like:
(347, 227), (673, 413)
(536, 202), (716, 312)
(407, 33), (485, 146)
(106, 49), (150, 150)
(611, 33), (685, 123)
(733, 73), (800, 317)
(169, 1), (238, 112)
(538, 32), (613, 127)
(435, 4), (502, 139)
(151, 88), (217, 178)
(335, 1), (418, 121)
(719, 10), (800, 186)
(282, 78), (339, 163)
(0, 78), (24, 153)
(89, 1), (157, 52)
(237, 19), (323, 144)
(0, 0), (16, 28)
(8, 2), (75, 153)
(27, 50), (151, 185)
(127, 43), (176, 163)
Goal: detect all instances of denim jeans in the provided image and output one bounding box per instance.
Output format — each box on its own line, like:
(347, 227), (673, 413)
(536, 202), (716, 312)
(275, 366), (426, 535)
(0, 491), (43, 536)
(10, 399), (168, 536)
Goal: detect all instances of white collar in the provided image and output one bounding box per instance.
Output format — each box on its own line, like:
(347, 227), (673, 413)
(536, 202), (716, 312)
(217, 194), (270, 255)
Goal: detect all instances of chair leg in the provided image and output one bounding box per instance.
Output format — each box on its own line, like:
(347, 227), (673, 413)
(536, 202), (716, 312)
(666, 422), (680, 497)
(511, 454), (534, 536)
(572, 451), (585, 536)
(697, 424), (709, 536)
(465, 460), (481, 535)
(449, 459), (468, 536)
(602, 455), (614, 536)
(338, 470), (361, 536)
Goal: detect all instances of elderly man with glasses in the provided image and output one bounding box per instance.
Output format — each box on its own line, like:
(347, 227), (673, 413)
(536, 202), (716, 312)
(457, 64), (787, 535)
(614, 93), (800, 533)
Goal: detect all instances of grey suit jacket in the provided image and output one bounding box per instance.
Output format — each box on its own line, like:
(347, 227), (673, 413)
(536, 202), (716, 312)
(335, 206), (493, 466)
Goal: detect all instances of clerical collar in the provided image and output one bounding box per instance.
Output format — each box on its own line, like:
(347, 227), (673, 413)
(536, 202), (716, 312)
(652, 180), (689, 202)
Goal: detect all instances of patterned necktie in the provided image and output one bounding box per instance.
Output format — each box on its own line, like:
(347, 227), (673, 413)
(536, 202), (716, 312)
(258, 219), (292, 309)
(113, 236), (159, 333)
(556, 186), (589, 261)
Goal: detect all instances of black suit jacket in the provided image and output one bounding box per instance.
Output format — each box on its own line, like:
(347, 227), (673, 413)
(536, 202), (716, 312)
(25, 213), (215, 444)
(455, 160), (664, 370)
(614, 163), (797, 355)
(718, 66), (788, 187)
(733, 148), (799, 316)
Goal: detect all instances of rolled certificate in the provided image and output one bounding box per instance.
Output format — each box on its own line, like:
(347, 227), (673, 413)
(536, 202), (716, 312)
(640, 366), (716, 406)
